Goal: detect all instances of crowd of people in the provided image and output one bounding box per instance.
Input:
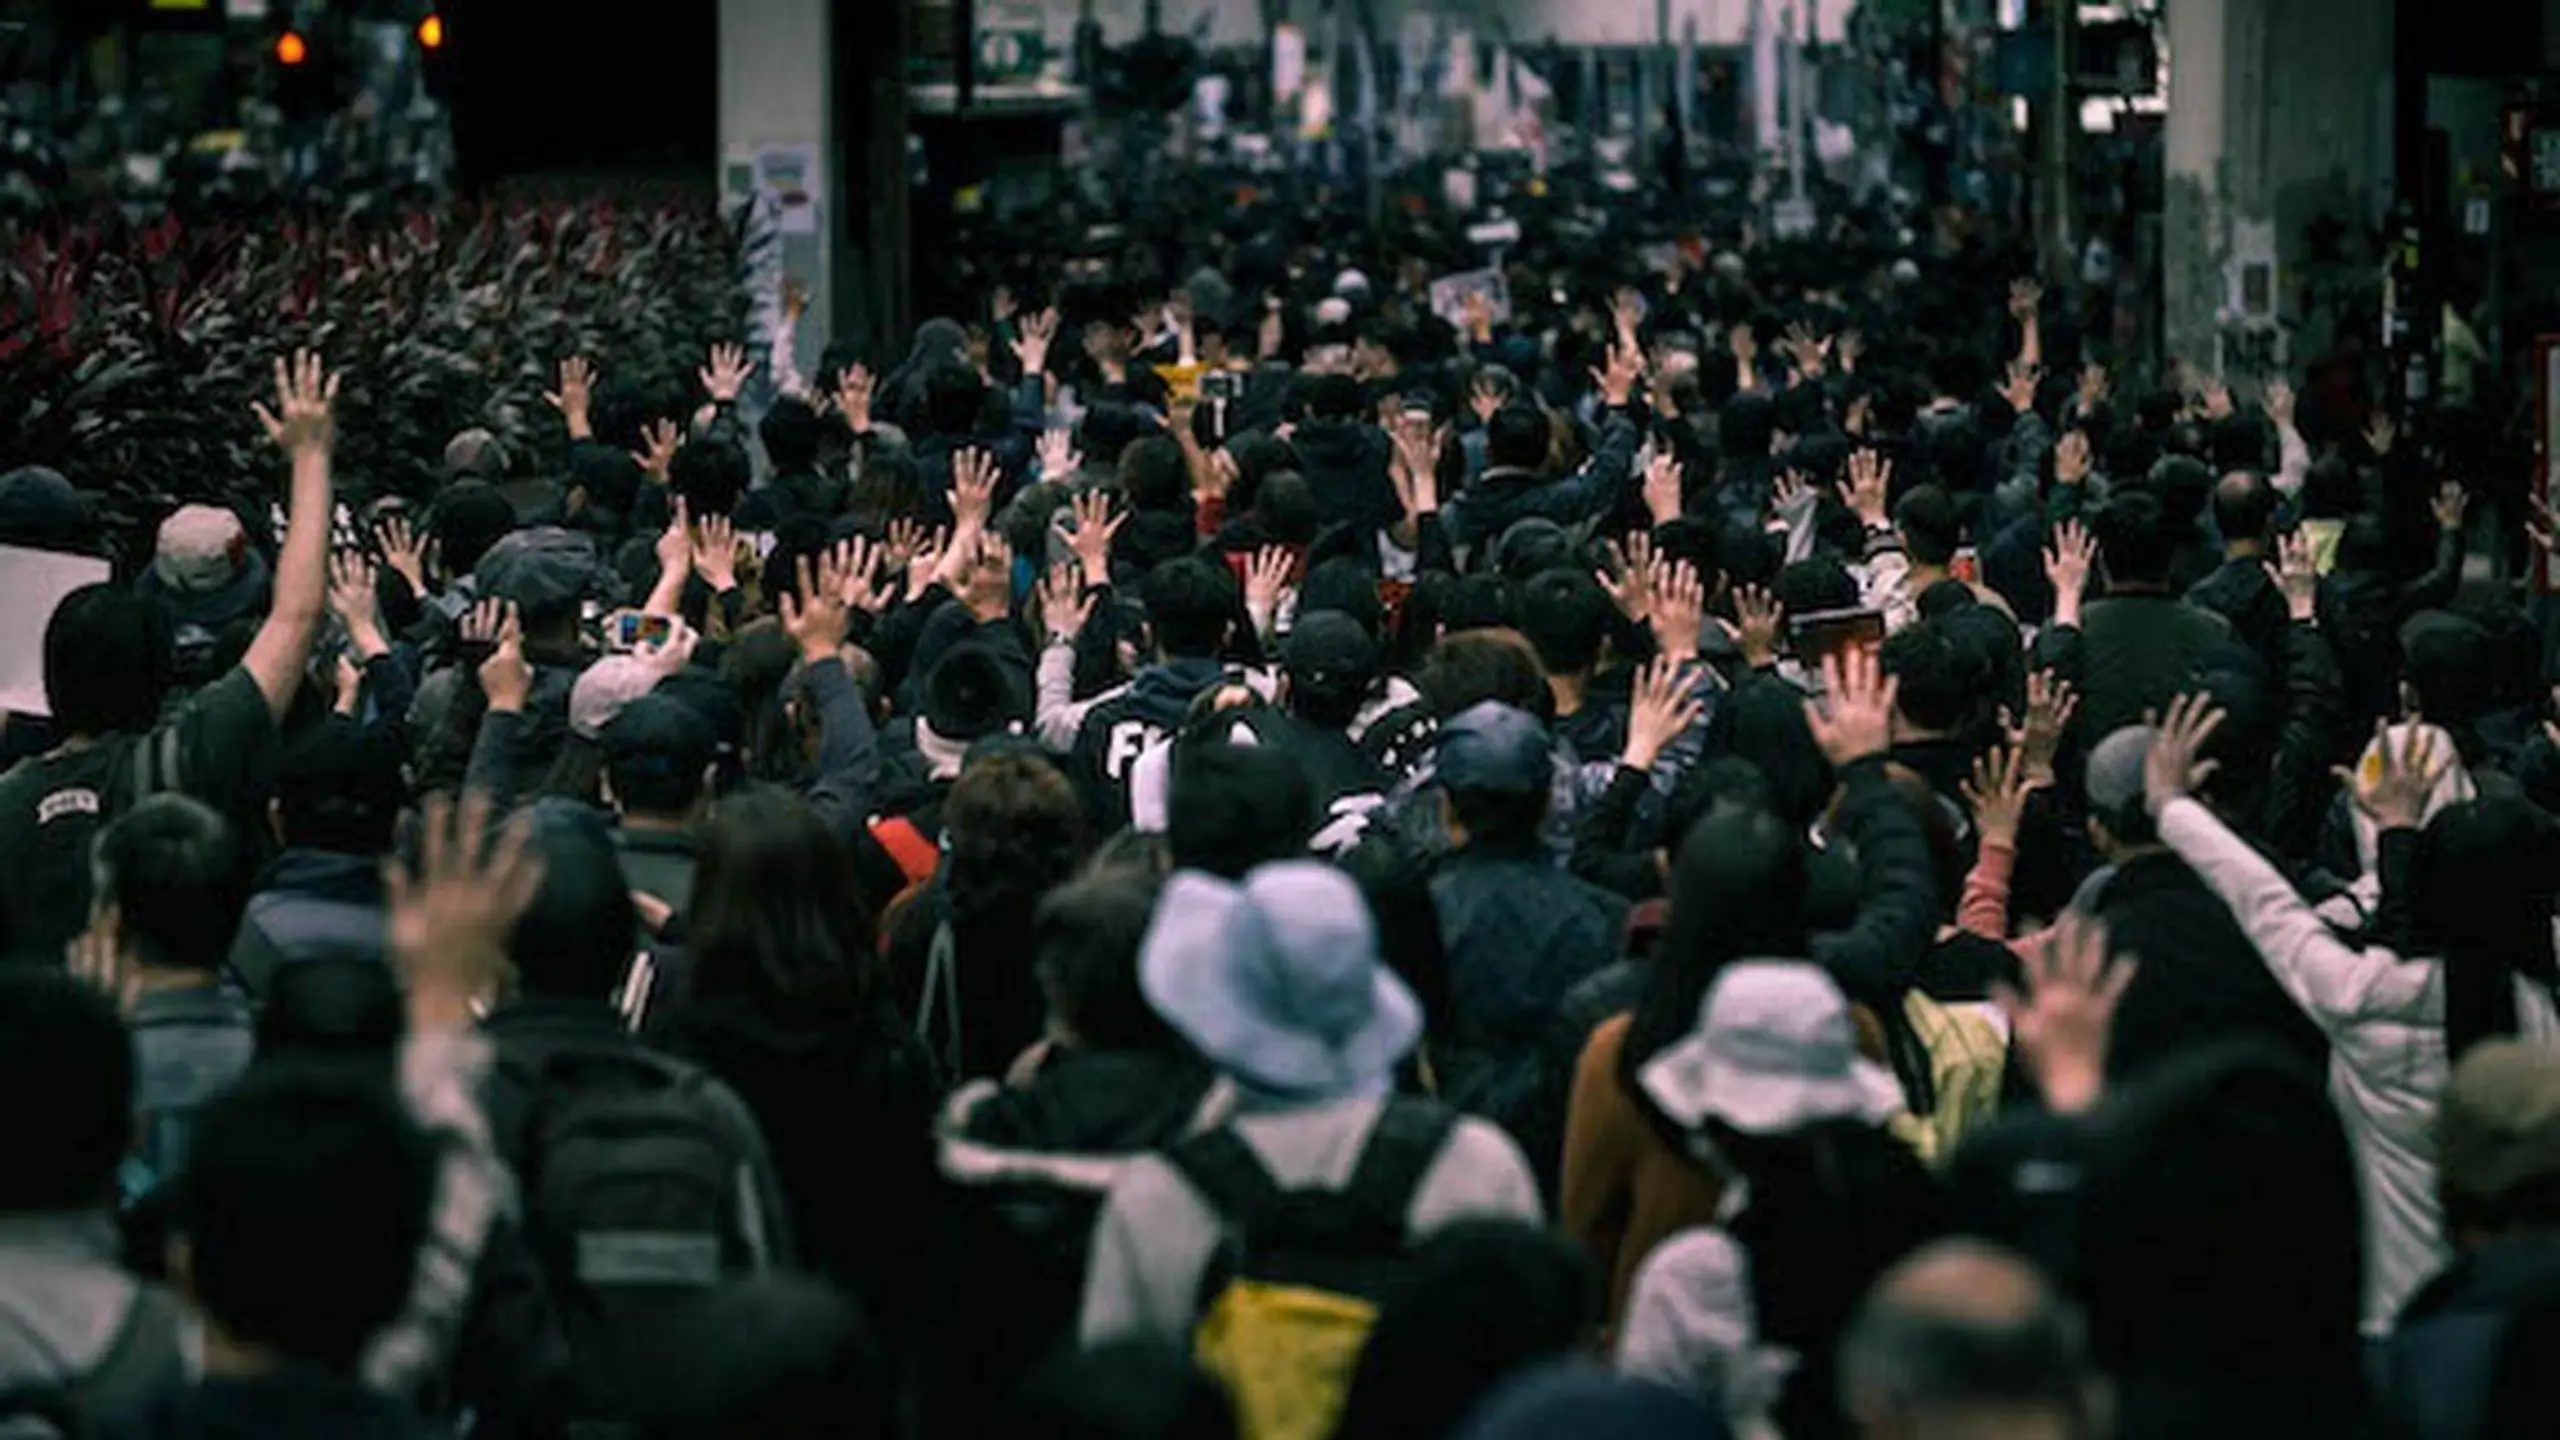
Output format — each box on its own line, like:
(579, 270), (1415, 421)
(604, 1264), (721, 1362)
(2, 172), (2559, 1440)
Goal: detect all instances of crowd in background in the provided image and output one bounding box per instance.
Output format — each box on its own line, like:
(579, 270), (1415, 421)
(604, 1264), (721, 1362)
(3, 163), (2560, 1440)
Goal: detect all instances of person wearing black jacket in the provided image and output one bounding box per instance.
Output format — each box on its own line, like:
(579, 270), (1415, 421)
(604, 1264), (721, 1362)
(923, 867), (1229, 1439)
(1064, 558), (1241, 834)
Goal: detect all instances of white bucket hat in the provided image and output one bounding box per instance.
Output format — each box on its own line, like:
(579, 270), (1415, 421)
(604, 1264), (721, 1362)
(1640, 961), (1903, 1135)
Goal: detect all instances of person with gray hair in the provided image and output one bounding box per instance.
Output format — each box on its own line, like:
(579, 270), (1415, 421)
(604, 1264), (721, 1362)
(1837, 1239), (2104, 1440)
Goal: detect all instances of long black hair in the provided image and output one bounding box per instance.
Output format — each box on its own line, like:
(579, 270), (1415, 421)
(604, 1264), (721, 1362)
(2416, 796), (2560, 1063)
(1618, 804), (1811, 1108)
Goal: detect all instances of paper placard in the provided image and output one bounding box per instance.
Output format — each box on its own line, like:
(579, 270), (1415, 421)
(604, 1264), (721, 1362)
(1429, 268), (1513, 329)
(0, 546), (113, 718)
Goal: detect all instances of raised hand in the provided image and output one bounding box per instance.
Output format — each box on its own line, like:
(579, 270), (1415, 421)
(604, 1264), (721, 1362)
(1597, 533), (1657, 623)
(1725, 584), (1785, 670)
(2077, 362), (2109, 413)
(2142, 692), (2226, 814)
(328, 552), (386, 656)
(836, 363), (876, 435)
(1592, 340), (1645, 408)
(2000, 669), (2079, 786)
(1623, 655), (1706, 772)
(1610, 286), (1646, 343)
(631, 418), (682, 485)
(1469, 372), (1507, 426)
(2433, 481), (2470, 534)
(2000, 361), (2042, 417)
(1642, 450), (1684, 526)
(478, 602), (533, 715)
(2008, 277), (2043, 322)
(385, 792), (544, 1029)
(699, 342), (753, 403)
(1805, 646), (1899, 768)
(1012, 307), (1061, 375)
(956, 533), (1014, 624)
(654, 498), (694, 578)
(1964, 743), (2045, 852)
(376, 514), (433, 597)
(2270, 527), (2320, 621)
(2366, 414), (2397, 457)
(254, 348), (341, 458)
(1993, 907), (2134, 1116)
(691, 511), (739, 593)
(834, 536), (888, 616)
(904, 525), (951, 602)
(544, 356), (596, 439)
(1836, 328), (1864, 374)
(1039, 562), (1093, 644)
(1389, 416), (1445, 519)
(2200, 379), (2234, 420)
(779, 551), (852, 660)
(1841, 449), (1892, 527)
(1781, 321), (1831, 378)
(1068, 489), (1124, 585)
(1243, 545), (1294, 624)
(951, 448), (1000, 534)
(2262, 378), (2296, 430)
(1772, 468), (1813, 516)
(2053, 428), (2093, 486)
(1648, 556), (1706, 664)
(334, 653), (365, 717)
(2336, 717), (2448, 831)
(2044, 519), (2096, 627)
(1038, 426), (1084, 482)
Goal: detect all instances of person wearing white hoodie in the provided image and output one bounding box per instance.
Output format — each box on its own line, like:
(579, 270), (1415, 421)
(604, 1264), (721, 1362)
(2143, 696), (2560, 1333)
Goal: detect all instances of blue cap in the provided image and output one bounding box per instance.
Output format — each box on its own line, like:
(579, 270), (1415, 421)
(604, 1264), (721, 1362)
(1436, 701), (1552, 796)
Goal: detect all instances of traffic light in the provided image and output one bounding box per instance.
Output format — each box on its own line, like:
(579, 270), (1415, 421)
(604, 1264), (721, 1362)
(417, 9), (455, 103)
(272, 29), (309, 67)
(267, 16), (334, 121)
(417, 13), (444, 52)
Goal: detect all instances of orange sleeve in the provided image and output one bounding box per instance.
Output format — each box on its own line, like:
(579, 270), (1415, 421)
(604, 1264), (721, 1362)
(1560, 1017), (1637, 1288)
(1959, 841), (2017, 941)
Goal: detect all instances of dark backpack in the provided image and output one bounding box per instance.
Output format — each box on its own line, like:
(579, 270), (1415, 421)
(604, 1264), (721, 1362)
(1160, 1101), (1456, 1440)
(490, 1038), (777, 1432)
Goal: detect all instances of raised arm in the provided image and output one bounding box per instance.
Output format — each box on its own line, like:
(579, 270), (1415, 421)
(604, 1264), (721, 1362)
(242, 350), (341, 721)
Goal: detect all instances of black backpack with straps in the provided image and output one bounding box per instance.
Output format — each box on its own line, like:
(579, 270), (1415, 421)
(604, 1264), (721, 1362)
(489, 1036), (777, 1436)
(1159, 1100), (1457, 1440)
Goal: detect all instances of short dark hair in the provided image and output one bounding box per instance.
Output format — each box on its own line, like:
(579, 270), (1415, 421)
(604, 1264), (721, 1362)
(2091, 489), (2175, 588)
(1485, 404), (1550, 472)
(93, 794), (249, 977)
(1775, 556), (1862, 618)
(759, 396), (829, 473)
(1300, 372), (1364, 422)
(1034, 869), (1177, 1054)
(1414, 630), (1549, 722)
(1119, 437), (1191, 515)
(944, 754), (1087, 925)
(602, 696), (717, 818)
(1142, 558), (1238, 659)
(430, 481), (518, 578)
(181, 1063), (436, 1371)
(670, 439), (752, 519)
(277, 719), (405, 855)
(1169, 743), (1314, 879)
(508, 801), (640, 1001)
(44, 584), (170, 735)
(1894, 484), (1962, 567)
(1251, 472), (1320, 547)
(1515, 571), (1613, 677)
(924, 362), (990, 437)
(0, 972), (132, 1213)
(1447, 784), (1548, 852)
(2212, 470), (2278, 546)
(1880, 621), (1978, 735)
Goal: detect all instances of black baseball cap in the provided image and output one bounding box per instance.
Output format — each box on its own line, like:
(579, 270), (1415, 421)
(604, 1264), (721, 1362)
(600, 694), (718, 787)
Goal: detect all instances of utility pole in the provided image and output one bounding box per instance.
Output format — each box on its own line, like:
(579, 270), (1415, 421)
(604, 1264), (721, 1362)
(2041, 0), (2074, 276)
(835, 0), (912, 361)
